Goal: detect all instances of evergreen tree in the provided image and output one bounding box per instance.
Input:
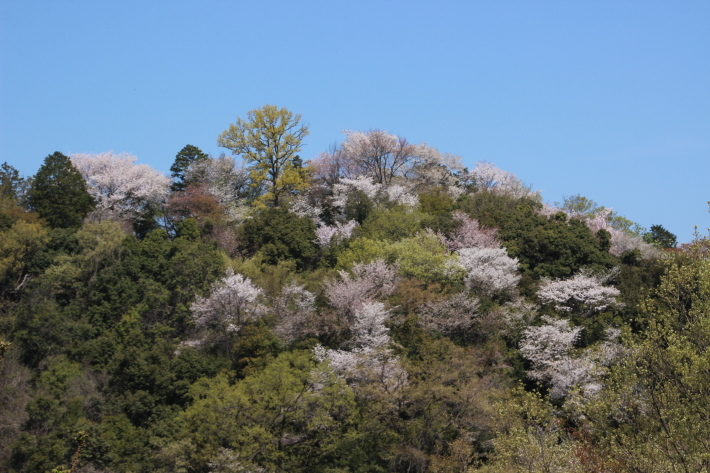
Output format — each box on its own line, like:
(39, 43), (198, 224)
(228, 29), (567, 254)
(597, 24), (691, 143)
(170, 144), (209, 192)
(28, 152), (95, 228)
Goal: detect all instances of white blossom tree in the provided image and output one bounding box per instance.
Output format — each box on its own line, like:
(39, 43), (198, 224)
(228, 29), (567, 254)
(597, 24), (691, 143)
(520, 319), (623, 400)
(71, 151), (170, 221)
(454, 247), (521, 296)
(184, 155), (251, 223)
(314, 301), (407, 391)
(314, 219), (359, 247)
(440, 211), (500, 251)
(468, 162), (538, 200)
(272, 283), (317, 343)
(537, 272), (622, 316)
(339, 130), (424, 185)
(324, 259), (399, 319)
(182, 269), (266, 358)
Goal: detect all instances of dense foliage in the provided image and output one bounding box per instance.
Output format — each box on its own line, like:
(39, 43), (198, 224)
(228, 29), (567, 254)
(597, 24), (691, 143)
(2, 107), (707, 473)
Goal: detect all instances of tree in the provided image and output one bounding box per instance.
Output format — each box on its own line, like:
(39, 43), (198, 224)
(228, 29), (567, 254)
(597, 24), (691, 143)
(70, 152), (171, 222)
(184, 268), (266, 361)
(170, 145), (209, 192)
(0, 162), (28, 204)
(455, 247), (521, 297)
(338, 129), (423, 186)
(536, 271), (622, 317)
(644, 224), (677, 248)
(28, 152), (95, 228)
(218, 105), (309, 207)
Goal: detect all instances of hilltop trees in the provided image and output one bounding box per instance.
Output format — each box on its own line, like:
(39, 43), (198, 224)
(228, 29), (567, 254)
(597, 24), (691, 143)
(218, 105), (309, 207)
(27, 152), (95, 228)
(170, 144), (209, 192)
(71, 152), (170, 222)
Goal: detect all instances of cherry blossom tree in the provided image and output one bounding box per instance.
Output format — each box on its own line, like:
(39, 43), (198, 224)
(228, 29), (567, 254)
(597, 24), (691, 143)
(324, 259), (399, 319)
(468, 162), (538, 199)
(537, 272), (622, 316)
(440, 211), (500, 251)
(339, 130), (423, 185)
(184, 155), (251, 223)
(520, 318), (623, 400)
(455, 247), (521, 296)
(71, 151), (170, 221)
(330, 176), (418, 217)
(314, 219), (359, 247)
(272, 283), (317, 343)
(314, 301), (407, 391)
(182, 269), (266, 358)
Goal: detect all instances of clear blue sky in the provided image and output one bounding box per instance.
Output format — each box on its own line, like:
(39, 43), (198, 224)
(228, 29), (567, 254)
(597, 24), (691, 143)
(1, 1), (708, 243)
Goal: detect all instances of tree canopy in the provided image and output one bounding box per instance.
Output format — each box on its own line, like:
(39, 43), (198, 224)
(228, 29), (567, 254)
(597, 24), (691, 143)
(218, 105), (309, 207)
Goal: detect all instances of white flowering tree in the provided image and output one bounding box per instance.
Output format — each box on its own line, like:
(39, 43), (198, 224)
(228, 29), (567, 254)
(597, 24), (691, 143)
(183, 268), (266, 359)
(314, 301), (407, 391)
(469, 162), (538, 200)
(183, 155), (251, 223)
(455, 247), (521, 296)
(324, 259), (399, 319)
(339, 130), (424, 185)
(314, 219), (359, 247)
(440, 211), (500, 251)
(520, 318), (623, 400)
(537, 272), (622, 317)
(272, 282), (317, 343)
(71, 151), (170, 221)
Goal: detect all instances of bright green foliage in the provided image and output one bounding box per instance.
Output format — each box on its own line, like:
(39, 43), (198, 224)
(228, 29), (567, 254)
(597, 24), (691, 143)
(28, 152), (95, 228)
(174, 350), (358, 472)
(356, 205), (425, 242)
(0, 220), (49, 297)
(475, 387), (584, 472)
(237, 207), (317, 269)
(170, 144), (210, 192)
(336, 233), (457, 285)
(218, 105), (309, 207)
(581, 257), (710, 471)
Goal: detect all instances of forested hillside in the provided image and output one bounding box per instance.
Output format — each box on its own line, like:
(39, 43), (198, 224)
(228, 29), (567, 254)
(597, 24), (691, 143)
(1, 106), (708, 473)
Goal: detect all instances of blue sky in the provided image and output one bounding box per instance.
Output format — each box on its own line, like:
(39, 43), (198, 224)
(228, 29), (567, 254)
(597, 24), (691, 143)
(1, 1), (708, 243)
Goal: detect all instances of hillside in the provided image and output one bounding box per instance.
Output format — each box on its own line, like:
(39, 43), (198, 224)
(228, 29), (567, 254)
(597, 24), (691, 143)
(1, 114), (709, 473)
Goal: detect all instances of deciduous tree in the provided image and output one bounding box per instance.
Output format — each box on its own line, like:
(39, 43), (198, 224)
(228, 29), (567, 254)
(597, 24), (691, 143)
(70, 152), (170, 221)
(218, 105), (309, 207)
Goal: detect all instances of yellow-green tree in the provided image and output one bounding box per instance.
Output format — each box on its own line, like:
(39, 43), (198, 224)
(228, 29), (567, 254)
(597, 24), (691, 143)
(218, 105), (309, 207)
